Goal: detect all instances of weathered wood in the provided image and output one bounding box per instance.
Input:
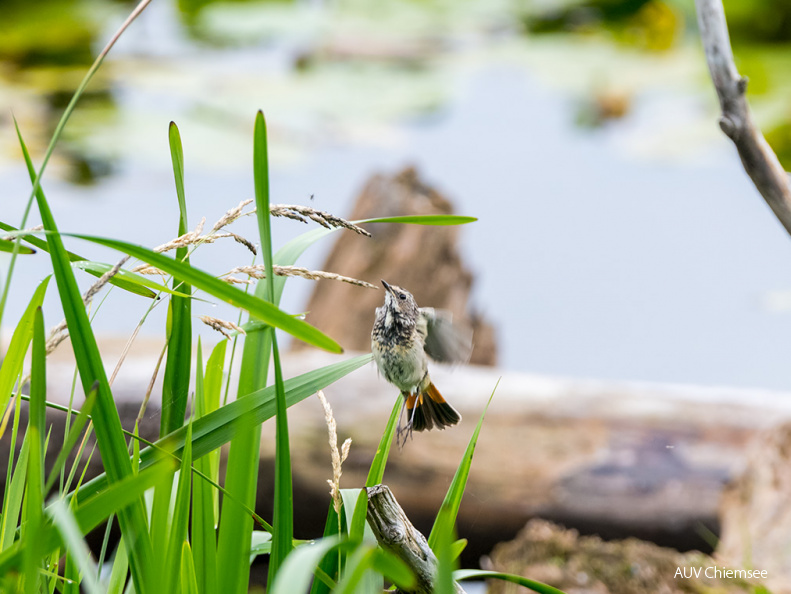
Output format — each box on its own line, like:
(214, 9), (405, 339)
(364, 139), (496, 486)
(695, 0), (791, 236)
(366, 484), (465, 594)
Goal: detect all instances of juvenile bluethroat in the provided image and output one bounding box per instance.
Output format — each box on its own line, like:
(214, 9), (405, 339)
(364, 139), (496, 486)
(371, 280), (473, 446)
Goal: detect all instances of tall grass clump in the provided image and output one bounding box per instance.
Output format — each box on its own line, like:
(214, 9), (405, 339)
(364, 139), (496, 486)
(0, 2), (567, 592)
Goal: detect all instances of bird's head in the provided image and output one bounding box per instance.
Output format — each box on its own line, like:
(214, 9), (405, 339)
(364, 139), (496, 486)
(380, 280), (419, 325)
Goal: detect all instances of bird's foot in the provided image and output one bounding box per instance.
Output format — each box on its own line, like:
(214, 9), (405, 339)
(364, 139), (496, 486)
(396, 419), (414, 449)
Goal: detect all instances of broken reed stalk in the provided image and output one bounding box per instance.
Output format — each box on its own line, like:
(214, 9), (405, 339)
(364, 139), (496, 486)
(366, 485), (466, 594)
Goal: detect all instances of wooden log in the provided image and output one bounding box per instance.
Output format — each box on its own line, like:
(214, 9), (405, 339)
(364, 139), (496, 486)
(36, 343), (791, 561)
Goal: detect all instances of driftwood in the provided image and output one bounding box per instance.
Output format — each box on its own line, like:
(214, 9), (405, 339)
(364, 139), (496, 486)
(695, 0), (791, 235)
(366, 484), (465, 594)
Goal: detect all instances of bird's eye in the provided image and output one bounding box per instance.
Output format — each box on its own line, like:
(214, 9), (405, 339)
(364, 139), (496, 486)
(399, 293), (406, 300)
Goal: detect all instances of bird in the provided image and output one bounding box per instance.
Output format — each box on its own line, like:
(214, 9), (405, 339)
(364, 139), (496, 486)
(371, 280), (473, 446)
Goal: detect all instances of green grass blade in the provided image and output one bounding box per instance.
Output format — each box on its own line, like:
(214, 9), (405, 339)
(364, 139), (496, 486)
(308, 505), (341, 594)
(433, 502), (457, 594)
(160, 275), (192, 435)
(48, 501), (102, 594)
(106, 538), (129, 594)
(169, 122), (188, 224)
(0, 221), (156, 298)
(201, 340), (226, 419)
(332, 544), (375, 594)
(454, 570), (567, 594)
(44, 387), (96, 495)
(268, 333), (293, 584)
(23, 309), (46, 593)
(360, 215), (477, 225)
(161, 121), (192, 436)
(365, 398), (400, 487)
(1, 437), (29, 550)
(149, 468), (174, 583)
(0, 223), (53, 252)
(74, 354), (372, 505)
(428, 381), (498, 550)
(0, 456), (178, 576)
(29, 307), (47, 455)
(180, 541), (199, 594)
(164, 424), (193, 594)
(253, 110), (295, 586)
(253, 110), (274, 303)
(1, 389), (24, 531)
(15, 122), (154, 594)
(193, 342), (219, 594)
(0, 277), (50, 421)
(0, 241), (34, 255)
(339, 489), (368, 544)
(338, 489), (382, 593)
(370, 549), (415, 591)
(74, 458), (178, 541)
(73, 233), (342, 352)
(216, 295), (271, 589)
(203, 341), (225, 517)
(71, 261), (188, 298)
(63, 553), (79, 594)
(248, 531), (273, 564)
(269, 536), (343, 594)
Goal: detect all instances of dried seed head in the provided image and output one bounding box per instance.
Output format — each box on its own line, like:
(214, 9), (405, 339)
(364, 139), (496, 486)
(152, 218), (256, 256)
(269, 204), (371, 237)
(317, 390), (351, 515)
(224, 264), (377, 289)
(154, 218), (205, 253)
(199, 315), (246, 339)
(211, 199), (254, 232)
(131, 265), (168, 277)
(223, 276), (254, 285)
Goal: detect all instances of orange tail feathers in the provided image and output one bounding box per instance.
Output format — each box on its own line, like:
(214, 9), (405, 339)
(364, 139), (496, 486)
(410, 382), (462, 432)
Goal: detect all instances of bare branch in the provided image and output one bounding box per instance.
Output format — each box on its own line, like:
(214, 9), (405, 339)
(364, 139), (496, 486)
(695, 0), (791, 235)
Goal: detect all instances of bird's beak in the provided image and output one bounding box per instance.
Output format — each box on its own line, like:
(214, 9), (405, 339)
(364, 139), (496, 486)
(381, 280), (393, 293)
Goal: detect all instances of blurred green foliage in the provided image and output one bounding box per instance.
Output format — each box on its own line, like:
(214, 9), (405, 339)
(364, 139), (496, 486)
(0, 0), (96, 67)
(723, 0), (791, 44)
(522, 0), (682, 51)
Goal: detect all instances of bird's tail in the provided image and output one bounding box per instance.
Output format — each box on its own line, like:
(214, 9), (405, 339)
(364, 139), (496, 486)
(406, 382), (462, 432)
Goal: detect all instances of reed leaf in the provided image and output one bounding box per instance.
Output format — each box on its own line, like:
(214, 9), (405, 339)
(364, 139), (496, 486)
(161, 121), (192, 436)
(15, 120), (154, 594)
(454, 569), (567, 594)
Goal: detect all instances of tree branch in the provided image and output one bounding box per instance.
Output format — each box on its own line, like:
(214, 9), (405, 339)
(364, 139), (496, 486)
(695, 0), (791, 235)
(366, 484), (466, 594)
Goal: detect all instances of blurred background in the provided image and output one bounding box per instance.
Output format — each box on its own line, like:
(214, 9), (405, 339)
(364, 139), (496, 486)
(4, 0), (791, 390)
(6, 1), (791, 590)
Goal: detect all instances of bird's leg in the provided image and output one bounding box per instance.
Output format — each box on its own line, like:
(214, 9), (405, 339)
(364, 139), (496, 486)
(397, 392), (418, 449)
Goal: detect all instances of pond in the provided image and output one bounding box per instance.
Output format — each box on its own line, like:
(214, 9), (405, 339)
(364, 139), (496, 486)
(4, 0), (791, 391)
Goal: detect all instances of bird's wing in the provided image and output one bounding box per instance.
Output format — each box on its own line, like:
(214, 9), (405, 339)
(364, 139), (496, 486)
(420, 307), (473, 364)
